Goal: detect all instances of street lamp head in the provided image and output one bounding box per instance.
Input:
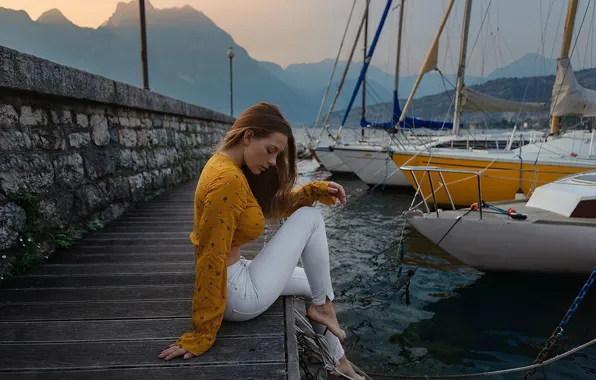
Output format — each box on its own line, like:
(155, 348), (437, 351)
(227, 47), (235, 58)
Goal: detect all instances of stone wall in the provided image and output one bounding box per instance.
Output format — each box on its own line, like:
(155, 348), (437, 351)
(0, 46), (234, 278)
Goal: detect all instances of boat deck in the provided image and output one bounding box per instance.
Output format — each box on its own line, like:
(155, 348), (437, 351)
(436, 200), (596, 227)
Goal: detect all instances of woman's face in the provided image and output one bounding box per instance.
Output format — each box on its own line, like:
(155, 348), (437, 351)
(243, 131), (288, 175)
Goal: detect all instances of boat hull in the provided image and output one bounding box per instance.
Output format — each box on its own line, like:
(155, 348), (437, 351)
(406, 212), (596, 274)
(333, 147), (410, 187)
(392, 151), (592, 207)
(314, 148), (352, 173)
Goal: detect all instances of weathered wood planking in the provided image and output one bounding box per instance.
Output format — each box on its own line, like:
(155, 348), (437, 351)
(0, 179), (298, 379)
(0, 364), (287, 380)
(0, 315), (284, 343)
(0, 337), (285, 370)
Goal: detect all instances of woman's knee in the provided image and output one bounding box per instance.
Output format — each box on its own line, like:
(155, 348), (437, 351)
(290, 206), (324, 226)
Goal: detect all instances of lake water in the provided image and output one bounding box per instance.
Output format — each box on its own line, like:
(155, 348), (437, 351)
(294, 144), (596, 379)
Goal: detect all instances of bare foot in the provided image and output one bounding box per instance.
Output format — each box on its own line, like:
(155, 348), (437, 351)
(306, 297), (345, 342)
(331, 356), (364, 380)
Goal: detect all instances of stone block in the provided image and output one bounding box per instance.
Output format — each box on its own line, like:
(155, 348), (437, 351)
(68, 132), (91, 148)
(107, 115), (120, 126)
(98, 203), (125, 224)
(107, 176), (130, 201)
(0, 105), (18, 127)
(39, 193), (74, 229)
(19, 106), (47, 126)
(31, 127), (66, 150)
(130, 117), (141, 127)
(84, 150), (116, 180)
(156, 129), (168, 145)
(76, 113), (89, 128)
(0, 202), (27, 251)
(0, 129), (32, 150)
(132, 150), (146, 170)
(128, 173), (144, 201)
(119, 117), (130, 127)
(0, 153), (54, 195)
(74, 184), (109, 215)
(115, 149), (133, 170)
(119, 129), (137, 148)
(51, 110), (72, 125)
(91, 114), (110, 146)
(54, 153), (85, 188)
(137, 130), (149, 147)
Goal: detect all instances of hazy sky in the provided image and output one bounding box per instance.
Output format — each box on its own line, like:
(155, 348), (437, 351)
(1, 0), (595, 77)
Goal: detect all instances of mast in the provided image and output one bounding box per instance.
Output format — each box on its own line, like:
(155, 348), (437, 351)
(397, 0), (455, 126)
(550, 0), (579, 135)
(362, 0), (370, 139)
(393, 0), (405, 126)
(452, 0), (473, 135)
(333, 0), (395, 147)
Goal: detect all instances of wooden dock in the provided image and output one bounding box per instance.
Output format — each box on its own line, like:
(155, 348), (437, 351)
(0, 180), (299, 379)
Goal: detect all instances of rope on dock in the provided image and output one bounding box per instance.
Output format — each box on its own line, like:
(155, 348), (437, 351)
(294, 309), (374, 380)
(366, 336), (596, 379)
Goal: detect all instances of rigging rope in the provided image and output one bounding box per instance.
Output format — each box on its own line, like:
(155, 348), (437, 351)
(365, 336), (596, 379)
(312, 0), (357, 133)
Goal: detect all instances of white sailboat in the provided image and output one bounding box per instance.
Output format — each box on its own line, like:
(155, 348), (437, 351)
(402, 0), (596, 274)
(331, 0), (547, 188)
(405, 170), (596, 274)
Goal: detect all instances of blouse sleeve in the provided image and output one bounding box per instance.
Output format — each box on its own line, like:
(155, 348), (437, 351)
(175, 173), (245, 356)
(280, 181), (337, 218)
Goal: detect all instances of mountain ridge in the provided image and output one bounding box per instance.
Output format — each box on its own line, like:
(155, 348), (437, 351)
(0, 3), (584, 125)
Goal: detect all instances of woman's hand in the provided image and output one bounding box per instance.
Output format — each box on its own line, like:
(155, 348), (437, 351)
(327, 181), (346, 206)
(158, 343), (195, 360)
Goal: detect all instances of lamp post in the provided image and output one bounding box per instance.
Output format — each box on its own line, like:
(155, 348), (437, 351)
(139, 0), (149, 90)
(227, 47), (235, 117)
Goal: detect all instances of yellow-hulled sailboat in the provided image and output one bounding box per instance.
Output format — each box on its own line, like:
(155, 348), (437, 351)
(391, 0), (596, 207)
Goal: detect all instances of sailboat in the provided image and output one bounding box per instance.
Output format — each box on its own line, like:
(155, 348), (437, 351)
(393, 0), (596, 207)
(319, 0), (542, 186)
(403, 0), (596, 274)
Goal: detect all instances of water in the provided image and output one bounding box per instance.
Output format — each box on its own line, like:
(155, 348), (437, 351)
(295, 158), (596, 379)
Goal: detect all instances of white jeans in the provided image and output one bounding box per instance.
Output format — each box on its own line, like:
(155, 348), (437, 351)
(224, 206), (345, 362)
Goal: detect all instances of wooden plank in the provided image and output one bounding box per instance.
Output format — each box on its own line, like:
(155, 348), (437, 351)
(52, 245), (193, 254)
(30, 263), (195, 275)
(0, 314), (284, 342)
(98, 225), (193, 233)
(0, 336), (285, 371)
(283, 296), (300, 380)
(0, 285), (190, 303)
(85, 232), (191, 239)
(116, 216), (194, 222)
(46, 253), (193, 265)
(1, 272), (195, 288)
(0, 299), (283, 321)
(0, 285), (285, 311)
(0, 363), (287, 380)
(74, 238), (192, 247)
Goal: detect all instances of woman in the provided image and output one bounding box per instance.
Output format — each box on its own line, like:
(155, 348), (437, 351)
(158, 102), (363, 379)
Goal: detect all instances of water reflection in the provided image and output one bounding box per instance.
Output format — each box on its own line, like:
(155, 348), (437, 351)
(298, 159), (595, 379)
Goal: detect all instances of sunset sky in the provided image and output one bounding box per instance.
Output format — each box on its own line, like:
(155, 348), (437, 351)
(1, 0), (594, 76)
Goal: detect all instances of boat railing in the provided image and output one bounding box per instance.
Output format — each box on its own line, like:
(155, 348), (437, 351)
(399, 165), (484, 219)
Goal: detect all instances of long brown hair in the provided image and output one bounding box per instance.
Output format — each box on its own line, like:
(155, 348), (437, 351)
(217, 102), (298, 218)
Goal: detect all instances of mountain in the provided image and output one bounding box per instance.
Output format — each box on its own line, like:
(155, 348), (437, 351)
(328, 66), (596, 126)
(36, 9), (75, 26)
(0, 2), (582, 126)
(0, 1), (317, 123)
(260, 53), (561, 114)
(486, 53), (557, 81)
